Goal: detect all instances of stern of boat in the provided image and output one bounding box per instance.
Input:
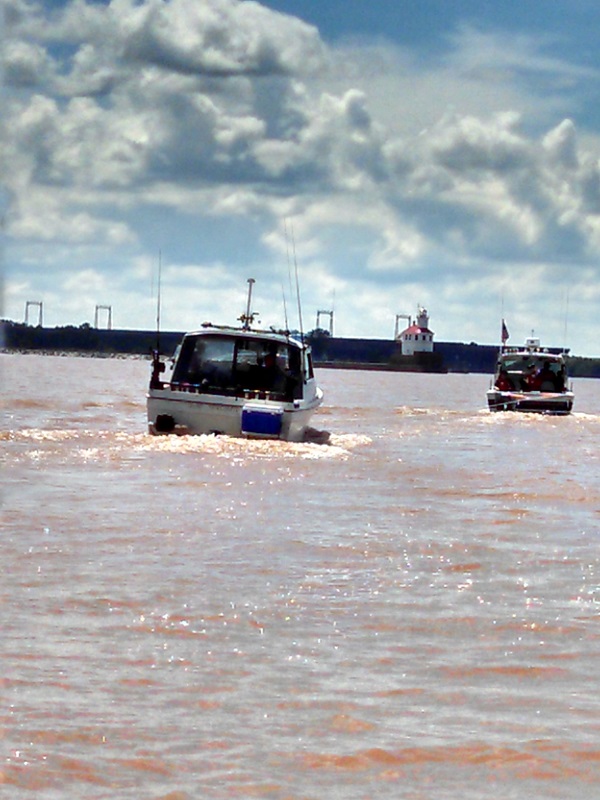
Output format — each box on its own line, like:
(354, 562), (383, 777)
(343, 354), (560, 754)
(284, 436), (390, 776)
(487, 388), (574, 415)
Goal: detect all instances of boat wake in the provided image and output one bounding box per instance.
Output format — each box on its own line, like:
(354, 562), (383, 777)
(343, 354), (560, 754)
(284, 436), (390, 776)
(394, 406), (435, 416)
(136, 430), (370, 459)
(479, 409), (600, 425)
(6, 427), (371, 463)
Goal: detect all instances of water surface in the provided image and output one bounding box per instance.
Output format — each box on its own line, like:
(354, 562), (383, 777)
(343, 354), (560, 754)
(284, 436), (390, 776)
(2, 354), (600, 799)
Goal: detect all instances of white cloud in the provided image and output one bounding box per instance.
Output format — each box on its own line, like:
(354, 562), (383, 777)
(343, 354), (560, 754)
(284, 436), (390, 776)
(2, 38), (51, 87)
(3, 0), (600, 351)
(7, 0), (326, 86)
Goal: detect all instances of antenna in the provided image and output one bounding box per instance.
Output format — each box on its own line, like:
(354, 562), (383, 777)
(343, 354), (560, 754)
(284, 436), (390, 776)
(284, 219), (306, 382)
(283, 219), (295, 321)
(281, 281), (289, 331)
(563, 288), (570, 353)
(241, 277), (255, 330)
(290, 223), (304, 339)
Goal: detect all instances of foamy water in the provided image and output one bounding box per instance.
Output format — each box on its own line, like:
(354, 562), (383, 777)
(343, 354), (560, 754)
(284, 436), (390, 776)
(2, 353), (600, 799)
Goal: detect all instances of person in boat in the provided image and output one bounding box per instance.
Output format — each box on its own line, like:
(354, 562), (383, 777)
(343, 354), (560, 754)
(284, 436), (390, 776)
(536, 360), (557, 391)
(261, 343), (287, 393)
(259, 343), (302, 399)
(495, 368), (513, 391)
(263, 344), (277, 371)
(554, 365), (566, 392)
(522, 362), (540, 391)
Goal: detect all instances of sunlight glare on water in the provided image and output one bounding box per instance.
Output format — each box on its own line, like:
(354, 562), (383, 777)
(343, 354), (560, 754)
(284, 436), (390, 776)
(2, 353), (600, 799)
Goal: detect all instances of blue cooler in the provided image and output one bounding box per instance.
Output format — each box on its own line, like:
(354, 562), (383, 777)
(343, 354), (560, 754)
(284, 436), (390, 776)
(241, 404), (283, 438)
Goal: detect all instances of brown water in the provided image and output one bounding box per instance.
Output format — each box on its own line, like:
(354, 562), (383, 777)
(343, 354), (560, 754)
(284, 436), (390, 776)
(2, 353), (600, 799)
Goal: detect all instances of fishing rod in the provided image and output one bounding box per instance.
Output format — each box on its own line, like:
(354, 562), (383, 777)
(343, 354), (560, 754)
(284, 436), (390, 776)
(156, 249), (162, 353)
(562, 288), (570, 354)
(283, 217), (307, 382)
(150, 250), (165, 389)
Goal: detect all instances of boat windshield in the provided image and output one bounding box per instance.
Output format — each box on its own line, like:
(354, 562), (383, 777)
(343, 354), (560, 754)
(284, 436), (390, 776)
(495, 354), (566, 392)
(171, 334), (303, 399)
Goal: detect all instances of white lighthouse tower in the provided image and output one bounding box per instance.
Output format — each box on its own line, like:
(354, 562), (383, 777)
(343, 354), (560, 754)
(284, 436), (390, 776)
(398, 307), (434, 356)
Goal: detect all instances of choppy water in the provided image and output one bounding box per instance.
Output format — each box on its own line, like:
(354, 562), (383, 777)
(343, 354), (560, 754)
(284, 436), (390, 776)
(2, 352), (600, 799)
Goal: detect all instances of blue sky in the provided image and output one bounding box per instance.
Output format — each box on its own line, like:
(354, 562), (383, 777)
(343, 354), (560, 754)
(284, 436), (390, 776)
(2, 0), (600, 354)
(262, 1), (592, 54)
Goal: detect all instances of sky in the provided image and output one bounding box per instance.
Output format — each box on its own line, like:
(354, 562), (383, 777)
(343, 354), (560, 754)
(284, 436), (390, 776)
(2, 0), (600, 354)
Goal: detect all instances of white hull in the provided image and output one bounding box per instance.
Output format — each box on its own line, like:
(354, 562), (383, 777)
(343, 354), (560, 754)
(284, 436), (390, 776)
(487, 389), (574, 415)
(147, 386), (323, 441)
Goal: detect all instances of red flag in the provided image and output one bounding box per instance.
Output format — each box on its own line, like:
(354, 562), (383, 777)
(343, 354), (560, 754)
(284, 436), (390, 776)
(501, 319), (509, 343)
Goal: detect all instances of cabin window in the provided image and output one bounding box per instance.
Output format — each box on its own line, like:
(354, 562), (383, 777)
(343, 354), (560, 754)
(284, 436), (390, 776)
(172, 334), (304, 398)
(496, 355), (565, 392)
(172, 335), (236, 390)
(234, 338), (302, 399)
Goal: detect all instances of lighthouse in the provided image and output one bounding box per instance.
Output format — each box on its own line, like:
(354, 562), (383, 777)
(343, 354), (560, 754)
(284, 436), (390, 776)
(398, 307), (434, 356)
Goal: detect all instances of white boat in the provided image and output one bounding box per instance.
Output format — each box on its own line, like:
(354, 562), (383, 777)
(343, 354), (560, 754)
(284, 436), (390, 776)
(486, 337), (574, 415)
(147, 282), (323, 440)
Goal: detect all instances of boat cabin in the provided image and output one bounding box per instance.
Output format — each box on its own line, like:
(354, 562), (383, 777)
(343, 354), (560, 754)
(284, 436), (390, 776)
(169, 330), (312, 402)
(494, 351), (566, 393)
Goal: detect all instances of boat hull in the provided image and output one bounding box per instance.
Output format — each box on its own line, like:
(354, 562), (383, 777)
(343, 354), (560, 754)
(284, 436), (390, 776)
(486, 389), (574, 415)
(147, 387), (323, 441)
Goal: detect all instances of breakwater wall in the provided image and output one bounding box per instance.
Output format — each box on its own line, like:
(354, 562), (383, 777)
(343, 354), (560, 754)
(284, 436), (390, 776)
(3, 321), (599, 376)
(1, 321), (497, 373)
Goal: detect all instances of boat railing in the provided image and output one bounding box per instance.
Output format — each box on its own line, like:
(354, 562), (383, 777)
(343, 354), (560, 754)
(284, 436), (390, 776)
(199, 321), (295, 340)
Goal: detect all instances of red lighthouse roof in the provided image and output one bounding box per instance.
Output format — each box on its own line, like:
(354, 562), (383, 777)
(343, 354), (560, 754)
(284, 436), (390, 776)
(401, 323), (433, 336)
